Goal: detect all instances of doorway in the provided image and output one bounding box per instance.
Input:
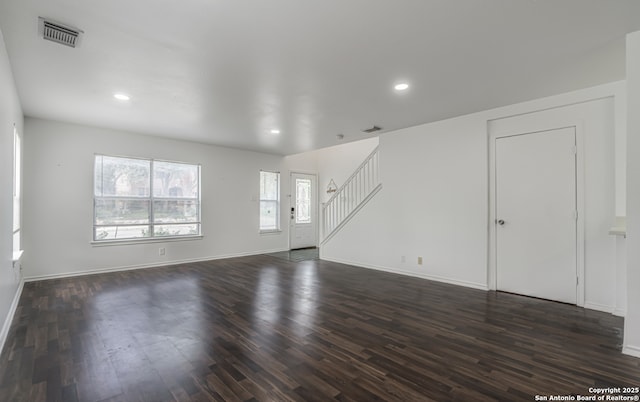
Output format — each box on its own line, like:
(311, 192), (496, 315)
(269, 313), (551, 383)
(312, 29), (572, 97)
(290, 172), (317, 250)
(494, 127), (579, 304)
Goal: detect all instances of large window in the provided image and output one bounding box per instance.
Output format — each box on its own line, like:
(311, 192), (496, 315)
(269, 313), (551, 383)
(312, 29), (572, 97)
(259, 171), (280, 232)
(94, 155), (201, 242)
(13, 127), (21, 253)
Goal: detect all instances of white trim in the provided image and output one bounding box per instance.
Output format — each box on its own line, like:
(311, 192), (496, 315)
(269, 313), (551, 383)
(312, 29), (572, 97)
(92, 154), (202, 243)
(259, 170), (281, 232)
(12, 249), (24, 263)
(484, 81), (624, 309)
(288, 171), (319, 250)
(488, 124), (586, 307)
(285, 168), (317, 176)
(321, 183), (383, 245)
(583, 302), (615, 314)
(320, 147), (380, 243)
(576, 121), (586, 307)
(483, 81), (625, 122)
(259, 230), (283, 236)
(0, 279), (25, 357)
(92, 235), (203, 247)
(613, 308), (627, 317)
(622, 345), (640, 358)
(24, 248), (288, 282)
(321, 256), (489, 291)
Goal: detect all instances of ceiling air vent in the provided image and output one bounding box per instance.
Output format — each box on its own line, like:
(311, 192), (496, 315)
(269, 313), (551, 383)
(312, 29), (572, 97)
(362, 126), (382, 134)
(38, 17), (83, 48)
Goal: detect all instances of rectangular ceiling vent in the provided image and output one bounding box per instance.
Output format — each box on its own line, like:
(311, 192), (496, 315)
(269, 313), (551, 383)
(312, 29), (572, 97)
(362, 126), (382, 134)
(38, 17), (83, 48)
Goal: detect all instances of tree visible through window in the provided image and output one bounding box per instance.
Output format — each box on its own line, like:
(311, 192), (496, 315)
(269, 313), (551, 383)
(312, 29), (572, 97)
(259, 171), (280, 232)
(94, 155), (201, 241)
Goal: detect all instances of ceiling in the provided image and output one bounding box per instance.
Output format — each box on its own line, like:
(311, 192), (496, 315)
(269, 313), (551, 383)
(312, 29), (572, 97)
(1, 0), (639, 155)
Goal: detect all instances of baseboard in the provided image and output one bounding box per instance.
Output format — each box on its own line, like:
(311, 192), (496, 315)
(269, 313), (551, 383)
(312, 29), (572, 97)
(622, 345), (640, 358)
(613, 307), (627, 317)
(24, 248), (289, 282)
(0, 278), (24, 357)
(321, 184), (382, 246)
(321, 256), (489, 291)
(319, 256), (624, 311)
(584, 302), (616, 314)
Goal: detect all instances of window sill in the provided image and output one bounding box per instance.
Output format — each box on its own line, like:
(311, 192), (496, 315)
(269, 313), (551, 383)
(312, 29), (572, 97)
(91, 235), (203, 247)
(259, 230), (282, 236)
(12, 250), (24, 263)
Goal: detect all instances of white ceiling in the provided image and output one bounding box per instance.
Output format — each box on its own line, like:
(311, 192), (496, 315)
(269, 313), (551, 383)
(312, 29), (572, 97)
(1, 0), (639, 155)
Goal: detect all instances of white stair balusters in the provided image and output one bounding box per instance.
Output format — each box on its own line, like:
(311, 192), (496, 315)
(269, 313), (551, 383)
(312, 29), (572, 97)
(321, 147), (382, 244)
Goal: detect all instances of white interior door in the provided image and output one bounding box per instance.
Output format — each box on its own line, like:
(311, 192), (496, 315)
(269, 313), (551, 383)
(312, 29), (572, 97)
(496, 127), (577, 304)
(290, 173), (317, 249)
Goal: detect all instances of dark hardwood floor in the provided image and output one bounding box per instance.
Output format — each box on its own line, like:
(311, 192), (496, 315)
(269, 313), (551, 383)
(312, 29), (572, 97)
(1, 255), (639, 401)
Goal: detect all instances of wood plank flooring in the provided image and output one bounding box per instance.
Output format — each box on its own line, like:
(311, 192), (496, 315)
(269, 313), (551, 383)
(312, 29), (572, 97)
(1, 255), (639, 401)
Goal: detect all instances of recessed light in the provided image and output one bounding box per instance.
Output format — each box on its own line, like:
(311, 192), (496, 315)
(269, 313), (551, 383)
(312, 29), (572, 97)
(113, 93), (130, 101)
(394, 83), (409, 91)
(270, 129), (280, 134)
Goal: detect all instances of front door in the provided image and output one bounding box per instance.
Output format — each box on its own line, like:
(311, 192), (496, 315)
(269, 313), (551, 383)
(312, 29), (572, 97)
(495, 127), (577, 304)
(290, 173), (317, 249)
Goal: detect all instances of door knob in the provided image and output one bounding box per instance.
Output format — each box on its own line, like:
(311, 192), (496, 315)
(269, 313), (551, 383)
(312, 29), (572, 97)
(497, 219), (505, 226)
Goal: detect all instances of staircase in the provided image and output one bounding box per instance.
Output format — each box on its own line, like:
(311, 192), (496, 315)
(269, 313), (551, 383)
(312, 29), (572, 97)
(322, 146), (382, 244)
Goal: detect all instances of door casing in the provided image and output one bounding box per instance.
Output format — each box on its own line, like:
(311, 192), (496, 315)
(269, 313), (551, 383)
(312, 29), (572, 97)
(289, 171), (318, 249)
(488, 123), (585, 307)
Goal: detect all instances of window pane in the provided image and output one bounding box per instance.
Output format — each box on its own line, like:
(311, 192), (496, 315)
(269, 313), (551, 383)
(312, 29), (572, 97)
(13, 130), (21, 238)
(13, 231), (20, 252)
(95, 199), (150, 225)
(95, 155), (150, 197)
(94, 155), (201, 241)
(13, 196), (19, 233)
(260, 200), (278, 230)
(13, 132), (20, 197)
(154, 224), (200, 237)
(95, 225), (151, 241)
(260, 171), (278, 200)
(296, 179), (311, 224)
(259, 171), (279, 231)
(154, 161), (199, 198)
(153, 200), (199, 223)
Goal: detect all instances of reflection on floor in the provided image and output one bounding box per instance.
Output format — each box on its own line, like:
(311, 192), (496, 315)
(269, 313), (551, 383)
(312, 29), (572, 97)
(266, 247), (319, 262)
(0, 254), (636, 401)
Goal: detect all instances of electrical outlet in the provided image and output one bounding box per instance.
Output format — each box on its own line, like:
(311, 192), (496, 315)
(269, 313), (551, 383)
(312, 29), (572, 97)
(401, 255), (406, 263)
(159, 248), (166, 256)
(418, 256), (423, 265)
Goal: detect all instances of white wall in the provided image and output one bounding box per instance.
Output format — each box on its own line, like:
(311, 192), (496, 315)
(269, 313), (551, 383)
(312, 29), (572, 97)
(624, 30), (640, 358)
(0, 29), (24, 351)
(285, 137), (379, 244)
(489, 98), (616, 312)
(321, 82), (624, 308)
(314, 138), (379, 204)
(286, 137), (379, 201)
(22, 118), (290, 279)
(322, 113), (490, 290)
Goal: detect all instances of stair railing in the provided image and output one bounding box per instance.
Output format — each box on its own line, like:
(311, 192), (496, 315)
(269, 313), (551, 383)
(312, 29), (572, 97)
(322, 146), (381, 244)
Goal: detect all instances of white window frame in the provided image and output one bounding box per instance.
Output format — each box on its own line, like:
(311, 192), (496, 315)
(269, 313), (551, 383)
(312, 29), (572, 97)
(259, 170), (280, 233)
(93, 154), (202, 244)
(12, 126), (21, 256)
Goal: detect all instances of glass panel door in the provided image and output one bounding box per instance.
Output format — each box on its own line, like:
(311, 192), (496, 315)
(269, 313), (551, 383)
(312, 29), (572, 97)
(295, 178), (311, 224)
(290, 173), (317, 249)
